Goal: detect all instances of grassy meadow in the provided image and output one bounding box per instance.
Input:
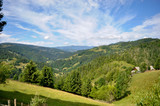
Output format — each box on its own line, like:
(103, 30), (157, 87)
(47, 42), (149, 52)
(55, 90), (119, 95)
(0, 80), (111, 106)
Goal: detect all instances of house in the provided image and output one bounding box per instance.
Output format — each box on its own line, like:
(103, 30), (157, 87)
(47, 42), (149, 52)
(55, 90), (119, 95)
(131, 67), (141, 74)
(150, 66), (155, 70)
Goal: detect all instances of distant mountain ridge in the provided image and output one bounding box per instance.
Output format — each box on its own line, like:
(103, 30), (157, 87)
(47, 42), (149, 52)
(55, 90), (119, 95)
(0, 43), (73, 62)
(51, 38), (160, 72)
(0, 38), (159, 72)
(55, 46), (94, 52)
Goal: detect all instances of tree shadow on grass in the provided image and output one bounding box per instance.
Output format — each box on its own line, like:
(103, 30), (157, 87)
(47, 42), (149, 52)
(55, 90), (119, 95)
(0, 90), (98, 106)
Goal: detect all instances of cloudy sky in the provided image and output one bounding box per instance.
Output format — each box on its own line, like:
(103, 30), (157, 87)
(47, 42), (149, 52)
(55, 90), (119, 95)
(1, 0), (160, 47)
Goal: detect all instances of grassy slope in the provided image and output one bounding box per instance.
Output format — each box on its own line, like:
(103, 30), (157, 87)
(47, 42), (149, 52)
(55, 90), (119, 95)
(0, 80), (111, 106)
(0, 70), (159, 106)
(114, 70), (160, 106)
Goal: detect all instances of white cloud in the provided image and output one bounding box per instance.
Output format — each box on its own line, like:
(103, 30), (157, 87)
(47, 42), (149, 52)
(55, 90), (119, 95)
(15, 41), (54, 47)
(0, 33), (54, 47)
(130, 13), (160, 38)
(0, 33), (18, 43)
(132, 14), (160, 32)
(15, 24), (31, 31)
(3, 0), (160, 46)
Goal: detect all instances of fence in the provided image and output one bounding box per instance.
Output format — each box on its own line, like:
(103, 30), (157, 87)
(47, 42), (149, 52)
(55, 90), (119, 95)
(0, 99), (24, 106)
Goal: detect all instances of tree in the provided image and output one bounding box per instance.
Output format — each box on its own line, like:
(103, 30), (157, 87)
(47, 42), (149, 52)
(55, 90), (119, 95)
(63, 71), (81, 94)
(0, 63), (11, 84)
(40, 66), (54, 88)
(23, 61), (38, 83)
(115, 71), (131, 100)
(154, 58), (160, 70)
(54, 76), (64, 90)
(95, 77), (105, 88)
(81, 78), (92, 97)
(0, 0), (6, 32)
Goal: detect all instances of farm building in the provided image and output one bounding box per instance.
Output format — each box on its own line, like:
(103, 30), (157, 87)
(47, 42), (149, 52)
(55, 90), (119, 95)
(131, 67), (140, 74)
(150, 66), (155, 70)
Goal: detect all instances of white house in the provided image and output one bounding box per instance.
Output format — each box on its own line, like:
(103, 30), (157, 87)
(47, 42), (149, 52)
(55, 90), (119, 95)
(150, 66), (155, 70)
(131, 67), (141, 74)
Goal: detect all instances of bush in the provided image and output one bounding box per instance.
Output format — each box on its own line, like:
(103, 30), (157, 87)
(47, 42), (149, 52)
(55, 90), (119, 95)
(96, 83), (116, 102)
(30, 95), (46, 106)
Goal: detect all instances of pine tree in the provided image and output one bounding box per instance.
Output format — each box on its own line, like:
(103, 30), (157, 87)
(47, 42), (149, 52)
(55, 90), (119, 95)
(40, 66), (54, 88)
(64, 71), (81, 94)
(0, 0), (6, 32)
(81, 78), (92, 97)
(115, 71), (130, 99)
(23, 61), (38, 83)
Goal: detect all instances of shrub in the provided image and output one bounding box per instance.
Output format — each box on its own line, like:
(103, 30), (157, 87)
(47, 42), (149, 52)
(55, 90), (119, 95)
(30, 95), (46, 106)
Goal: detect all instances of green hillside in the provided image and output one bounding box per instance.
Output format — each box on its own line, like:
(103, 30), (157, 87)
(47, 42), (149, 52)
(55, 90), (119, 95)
(51, 38), (159, 72)
(0, 80), (111, 106)
(114, 70), (160, 106)
(53, 38), (160, 102)
(0, 43), (73, 62)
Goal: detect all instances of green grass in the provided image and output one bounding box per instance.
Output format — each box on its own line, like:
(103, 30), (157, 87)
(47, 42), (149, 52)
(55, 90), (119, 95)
(0, 80), (112, 106)
(114, 70), (160, 106)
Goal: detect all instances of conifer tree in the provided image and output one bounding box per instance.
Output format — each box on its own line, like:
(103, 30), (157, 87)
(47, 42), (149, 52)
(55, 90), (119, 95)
(81, 78), (92, 97)
(23, 61), (38, 83)
(0, 0), (6, 32)
(40, 66), (54, 88)
(64, 71), (81, 94)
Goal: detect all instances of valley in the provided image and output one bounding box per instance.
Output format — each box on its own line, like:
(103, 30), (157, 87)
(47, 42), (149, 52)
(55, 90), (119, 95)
(0, 38), (160, 106)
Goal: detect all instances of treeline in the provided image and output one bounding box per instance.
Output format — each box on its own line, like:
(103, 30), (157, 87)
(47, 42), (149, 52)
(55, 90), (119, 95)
(0, 59), (132, 102)
(18, 61), (54, 88)
(0, 61), (55, 88)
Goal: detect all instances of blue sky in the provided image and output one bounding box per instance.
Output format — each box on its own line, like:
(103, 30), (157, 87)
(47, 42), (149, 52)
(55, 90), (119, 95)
(0, 0), (160, 47)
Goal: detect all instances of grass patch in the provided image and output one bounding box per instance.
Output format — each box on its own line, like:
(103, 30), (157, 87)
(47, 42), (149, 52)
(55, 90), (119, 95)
(0, 80), (111, 106)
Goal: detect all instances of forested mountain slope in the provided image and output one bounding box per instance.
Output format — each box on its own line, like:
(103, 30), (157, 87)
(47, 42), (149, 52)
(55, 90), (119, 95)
(54, 38), (160, 102)
(55, 46), (94, 52)
(0, 38), (159, 73)
(51, 38), (159, 72)
(0, 43), (73, 62)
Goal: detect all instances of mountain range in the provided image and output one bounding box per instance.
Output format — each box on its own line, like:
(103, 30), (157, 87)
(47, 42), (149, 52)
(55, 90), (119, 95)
(55, 46), (94, 52)
(0, 38), (159, 72)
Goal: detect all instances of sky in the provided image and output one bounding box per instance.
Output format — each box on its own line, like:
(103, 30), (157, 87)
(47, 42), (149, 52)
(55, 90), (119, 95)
(0, 0), (160, 47)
